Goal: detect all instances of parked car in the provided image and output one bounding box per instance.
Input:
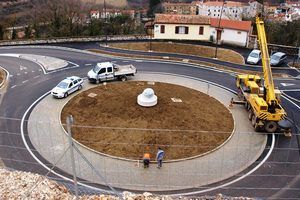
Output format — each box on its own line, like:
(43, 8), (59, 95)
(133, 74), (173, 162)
(247, 49), (261, 65)
(270, 52), (287, 66)
(51, 76), (83, 98)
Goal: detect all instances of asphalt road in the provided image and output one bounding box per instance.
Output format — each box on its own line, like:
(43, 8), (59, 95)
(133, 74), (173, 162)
(0, 45), (299, 199)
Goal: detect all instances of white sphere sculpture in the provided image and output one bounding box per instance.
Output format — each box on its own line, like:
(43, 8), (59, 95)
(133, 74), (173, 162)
(137, 88), (158, 107)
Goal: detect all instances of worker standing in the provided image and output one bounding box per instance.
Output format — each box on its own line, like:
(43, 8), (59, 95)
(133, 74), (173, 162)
(143, 152), (150, 168)
(156, 147), (164, 169)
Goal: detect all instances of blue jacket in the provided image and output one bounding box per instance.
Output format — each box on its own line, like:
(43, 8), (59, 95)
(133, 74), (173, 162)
(156, 150), (164, 160)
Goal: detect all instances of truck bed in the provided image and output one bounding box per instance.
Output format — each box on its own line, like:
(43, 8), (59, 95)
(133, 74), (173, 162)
(114, 64), (136, 76)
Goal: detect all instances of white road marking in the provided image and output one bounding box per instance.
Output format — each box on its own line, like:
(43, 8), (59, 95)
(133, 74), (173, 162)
(122, 61), (129, 63)
(21, 91), (109, 194)
(19, 65), (27, 71)
(11, 85), (17, 89)
(9, 75), (13, 77)
(34, 75), (40, 79)
(32, 71), (35, 73)
(134, 60), (143, 62)
(38, 69), (42, 71)
(282, 95), (300, 110)
(22, 80), (28, 84)
(283, 92), (300, 104)
(171, 134), (276, 196)
(24, 72), (28, 74)
(85, 63), (93, 66)
(280, 89), (300, 92)
(17, 73), (20, 76)
(281, 83), (295, 87)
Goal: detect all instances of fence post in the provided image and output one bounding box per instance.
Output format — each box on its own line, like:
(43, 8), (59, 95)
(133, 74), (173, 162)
(67, 115), (79, 199)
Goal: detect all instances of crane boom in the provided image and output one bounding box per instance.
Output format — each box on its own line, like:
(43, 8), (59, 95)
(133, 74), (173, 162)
(255, 17), (278, 109)
(234, 16), (291, 134)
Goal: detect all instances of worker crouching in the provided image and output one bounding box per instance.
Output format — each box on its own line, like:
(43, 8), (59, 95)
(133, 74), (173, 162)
(143, 153), (150, 168)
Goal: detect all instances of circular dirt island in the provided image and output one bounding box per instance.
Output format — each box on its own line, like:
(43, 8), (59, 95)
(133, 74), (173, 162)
(61, 81), (234, 160)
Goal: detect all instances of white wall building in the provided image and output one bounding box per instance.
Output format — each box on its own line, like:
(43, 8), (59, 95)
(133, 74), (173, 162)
(210, 18), (252, 47)
(154, 14), (211, 41)
(198, 1), (244, 20)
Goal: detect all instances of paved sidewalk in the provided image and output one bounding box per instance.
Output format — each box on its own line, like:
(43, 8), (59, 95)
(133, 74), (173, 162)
(0, 53), (68, 71)
(28, 73), (267, 191)
(19, 54), (68, 71)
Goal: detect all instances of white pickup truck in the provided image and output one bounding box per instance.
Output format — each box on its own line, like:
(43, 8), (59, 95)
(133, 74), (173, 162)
(87, 62), (137, 83)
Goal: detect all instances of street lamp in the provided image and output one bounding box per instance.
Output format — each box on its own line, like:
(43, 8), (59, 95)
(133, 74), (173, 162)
(214, 1), (227, 59)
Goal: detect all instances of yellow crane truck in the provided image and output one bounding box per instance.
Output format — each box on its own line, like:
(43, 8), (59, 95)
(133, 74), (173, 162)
(236, 17), (291, 134)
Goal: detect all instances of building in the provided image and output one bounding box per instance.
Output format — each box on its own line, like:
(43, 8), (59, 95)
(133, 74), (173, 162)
(163, 1), (200, 15)
(242, 0), (263, 19)
(154, 14), (211, 41)
(210, 18), (252, 47)
(198, 1), (245, 20)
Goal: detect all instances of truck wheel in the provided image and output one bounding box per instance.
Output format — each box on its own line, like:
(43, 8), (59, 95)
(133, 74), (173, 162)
(265, 121), (278, 133)
(121, 75), (127, 82)
(248, 110), (253, 121)
(64, 92), (68, 98)
(251, 114), (257, 127)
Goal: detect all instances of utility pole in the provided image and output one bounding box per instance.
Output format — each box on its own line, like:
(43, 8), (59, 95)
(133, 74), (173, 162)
(214, 1), (227, 59)
(104, 0), (108, 47)
(66, 115), (79, 199)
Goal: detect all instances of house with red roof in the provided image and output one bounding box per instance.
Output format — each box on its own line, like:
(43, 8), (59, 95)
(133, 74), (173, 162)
(210, 18), (252, 47)
(153, 14), (253, 47)
(154, 14), (211, 41)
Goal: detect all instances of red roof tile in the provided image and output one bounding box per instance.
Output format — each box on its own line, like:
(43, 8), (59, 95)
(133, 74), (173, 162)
(155, 14), (210, 25)
(210, 18), (252, 32)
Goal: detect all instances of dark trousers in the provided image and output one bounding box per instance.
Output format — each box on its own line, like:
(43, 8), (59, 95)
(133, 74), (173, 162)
(157, 159), (162, 168)
(143, 159), (150, 168)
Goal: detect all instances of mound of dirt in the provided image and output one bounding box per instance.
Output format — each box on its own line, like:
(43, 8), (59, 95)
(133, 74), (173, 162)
(61, 81), (233, 160)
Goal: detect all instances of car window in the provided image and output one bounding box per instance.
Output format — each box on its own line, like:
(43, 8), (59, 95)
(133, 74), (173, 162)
(98, 68), (106, 74)
(57, 81), (68, 89)
(73, 80), (78, 85)
(69, 83), (73, 88)
(78, 78), (82, 82)
(249, 52), (259, 58)
(272, 55), (280, 61)
(107, 67), (112, 73)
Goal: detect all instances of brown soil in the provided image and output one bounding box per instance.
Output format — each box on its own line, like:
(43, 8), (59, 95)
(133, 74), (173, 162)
(0, 68), (6, 85)
(61, 81), (234, 160)
(109, 42), (244, 64)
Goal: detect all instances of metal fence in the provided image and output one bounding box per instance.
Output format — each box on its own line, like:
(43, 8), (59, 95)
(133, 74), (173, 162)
(0, 115), (299, 199)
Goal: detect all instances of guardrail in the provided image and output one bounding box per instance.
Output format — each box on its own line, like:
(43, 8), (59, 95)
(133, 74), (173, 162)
(0, 35), (149, 46)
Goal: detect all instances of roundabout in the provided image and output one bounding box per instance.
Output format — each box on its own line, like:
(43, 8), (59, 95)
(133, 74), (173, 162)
(28, 73), (266, 191)
(61, 81), (233, 160)
(0, 45), (299, 198)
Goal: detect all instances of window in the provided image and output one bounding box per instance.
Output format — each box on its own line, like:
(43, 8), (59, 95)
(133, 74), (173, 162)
(73, 80), (78, 85)
(69, 83), (73, 88)
(237, 31), (241, 34)
(160, 25), (165, 34)
(199, 26), (204, 35)
(98, 68), (106, 74)
(175, 26), (188, 34)
(107, 67), (112, 72)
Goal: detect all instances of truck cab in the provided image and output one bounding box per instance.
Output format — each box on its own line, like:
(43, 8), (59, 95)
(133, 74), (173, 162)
(87, 62), (115, 83)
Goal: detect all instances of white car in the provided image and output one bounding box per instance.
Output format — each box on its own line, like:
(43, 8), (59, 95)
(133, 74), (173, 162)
(51, 76), (83, 98)
(247, 49), (261, 65)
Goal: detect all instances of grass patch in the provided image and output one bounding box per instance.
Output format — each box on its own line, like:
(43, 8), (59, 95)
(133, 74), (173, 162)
(109, 42), (245, 64)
